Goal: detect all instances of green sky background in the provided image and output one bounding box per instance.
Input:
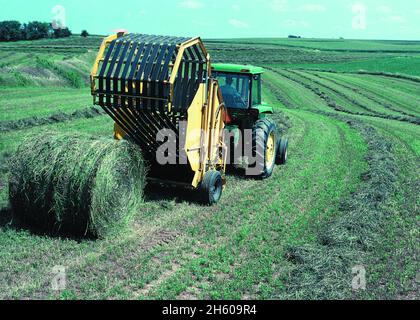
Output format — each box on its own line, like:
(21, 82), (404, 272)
(1, 0), (419, 40)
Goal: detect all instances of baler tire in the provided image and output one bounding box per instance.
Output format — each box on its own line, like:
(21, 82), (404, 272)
(200, 170), (223, 205)
(276, 137), (289, 165)
(250, 118), (277, 179)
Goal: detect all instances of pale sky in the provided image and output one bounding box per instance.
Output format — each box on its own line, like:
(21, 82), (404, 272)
(1, 0), (419, 40)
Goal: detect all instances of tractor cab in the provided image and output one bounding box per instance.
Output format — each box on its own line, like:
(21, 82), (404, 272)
(212, 63), (273, 128)
(212, 63), (288, 178)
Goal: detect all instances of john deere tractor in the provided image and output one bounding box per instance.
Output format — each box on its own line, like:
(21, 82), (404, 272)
(212, 63), (289, 179)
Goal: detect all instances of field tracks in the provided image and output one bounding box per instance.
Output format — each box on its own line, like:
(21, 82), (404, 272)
(263, 69), (419, 298)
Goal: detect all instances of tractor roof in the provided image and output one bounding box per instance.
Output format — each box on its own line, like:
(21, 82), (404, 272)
(211, 63), (264, 75)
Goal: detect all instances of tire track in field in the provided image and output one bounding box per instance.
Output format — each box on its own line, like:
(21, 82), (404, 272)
(155, 112), (363, 300)
(2, 189), (196, 299)
(268, 67), (420, 125)
(163, 114), (313, 300)
(305, 71), (419, 119)
(7, 226), (183, 299)
(114, 113), (298, 299)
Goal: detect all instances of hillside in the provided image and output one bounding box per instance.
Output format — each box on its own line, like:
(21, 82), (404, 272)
(1, 36), (420, 88)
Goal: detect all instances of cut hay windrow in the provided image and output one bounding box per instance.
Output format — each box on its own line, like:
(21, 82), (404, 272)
(283, 112), (398, 300)
(0, 106), (105, 133)
(269, 67), (420, 125)
(8, 132), (147, 238)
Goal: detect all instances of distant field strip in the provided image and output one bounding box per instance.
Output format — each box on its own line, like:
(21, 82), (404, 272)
(267, 67), (420, 125)
(0, 88), (92, 121)
(210, 39), (420, 53)
(312, 73), (420, 117)
(304, 71), (419, 118)
(286, 69), (419, 120)
(0, 106), (104, 133)
(275, 56), (420, 78)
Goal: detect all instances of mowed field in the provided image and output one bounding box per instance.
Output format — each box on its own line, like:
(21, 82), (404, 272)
(0, 36), (418, 300)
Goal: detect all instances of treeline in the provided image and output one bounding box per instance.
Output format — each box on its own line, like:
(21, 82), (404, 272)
(0, 20), (72, 42)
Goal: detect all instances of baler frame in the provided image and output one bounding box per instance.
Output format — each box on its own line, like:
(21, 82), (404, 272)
(90, 32), (227, 199)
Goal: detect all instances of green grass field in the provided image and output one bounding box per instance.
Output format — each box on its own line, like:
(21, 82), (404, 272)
(0, 36), (418, 300)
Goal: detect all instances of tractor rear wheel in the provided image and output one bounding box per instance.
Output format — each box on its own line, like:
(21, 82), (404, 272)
(200, 170), (223, 205)
(276, 137), (289, 165)
(251, 119), (277, 179)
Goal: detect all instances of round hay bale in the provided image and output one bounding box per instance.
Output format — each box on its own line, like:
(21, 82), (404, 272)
(9, 132), (147, 238)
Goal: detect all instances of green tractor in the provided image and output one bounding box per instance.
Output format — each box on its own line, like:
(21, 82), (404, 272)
(212, 63), (289, 179)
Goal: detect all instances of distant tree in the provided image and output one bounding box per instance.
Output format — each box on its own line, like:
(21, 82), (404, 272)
(62, 28), (72, 37)
(0, 20), (72, 41)
(0, 21), (22, 41)
(52, 27), (72, 38)
(81, 30), (89, 37)
(25, 21), (50, 40)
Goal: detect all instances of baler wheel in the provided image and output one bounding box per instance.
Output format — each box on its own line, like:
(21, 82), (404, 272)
(200, 170), (223, 205)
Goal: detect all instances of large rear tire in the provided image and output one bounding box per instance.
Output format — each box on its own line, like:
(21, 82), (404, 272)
(199, 170), (223, 205)
(250, 119), (277, 179)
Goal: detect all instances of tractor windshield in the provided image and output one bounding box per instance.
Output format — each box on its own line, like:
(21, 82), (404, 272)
(213, 72), (250, 109)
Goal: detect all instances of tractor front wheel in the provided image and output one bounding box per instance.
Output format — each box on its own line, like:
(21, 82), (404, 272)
(199, 170), (223, 205)
(276, 137), (289, 165)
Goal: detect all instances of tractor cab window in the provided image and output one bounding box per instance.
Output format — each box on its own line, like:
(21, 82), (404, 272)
(252, 74), (262, 106)
(214, 72), (250, 109)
